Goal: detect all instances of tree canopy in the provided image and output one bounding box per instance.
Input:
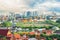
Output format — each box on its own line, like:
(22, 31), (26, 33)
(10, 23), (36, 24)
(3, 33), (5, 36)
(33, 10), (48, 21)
(2, 21), (12, 27)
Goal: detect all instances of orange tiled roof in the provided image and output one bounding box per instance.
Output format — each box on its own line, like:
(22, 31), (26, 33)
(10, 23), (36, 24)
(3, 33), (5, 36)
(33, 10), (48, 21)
(29, 32), (35, 35)
(7, 33), (21, 39)
(14, 34), (21, 39)
(7, 34), (13, 37)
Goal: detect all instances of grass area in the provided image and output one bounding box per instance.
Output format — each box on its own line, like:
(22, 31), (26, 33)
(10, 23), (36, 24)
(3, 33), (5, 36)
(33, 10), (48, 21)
(0, 20), (60, 30)
(16, 21), (52, 27)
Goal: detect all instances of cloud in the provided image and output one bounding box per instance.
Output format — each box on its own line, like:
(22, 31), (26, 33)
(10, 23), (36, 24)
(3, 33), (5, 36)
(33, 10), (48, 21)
(25, 0), (46, 8)
(34, 1), (60, 8)
(55, 0), (60, 2)
(0, 0), (46, 10)
(0, 0), (29, 12)
(0, 0), (60, 13)
(33, 0), (60, 13)
(49, 7), (60, 12)
(41, 2), (60, 8)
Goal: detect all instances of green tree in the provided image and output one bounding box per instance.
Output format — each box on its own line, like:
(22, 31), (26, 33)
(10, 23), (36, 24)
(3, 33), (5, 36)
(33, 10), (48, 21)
(2, 21), (12, 27)
(56, 19), (60, 23)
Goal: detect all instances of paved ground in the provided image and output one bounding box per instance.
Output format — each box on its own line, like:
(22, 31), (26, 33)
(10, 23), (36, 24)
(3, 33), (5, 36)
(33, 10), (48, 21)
(19, 38), (37, 40)
(28, 38), (37, 40)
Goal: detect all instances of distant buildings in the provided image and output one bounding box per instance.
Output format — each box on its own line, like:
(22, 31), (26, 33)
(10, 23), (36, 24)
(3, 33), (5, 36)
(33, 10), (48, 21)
(0, 10), (59, 22)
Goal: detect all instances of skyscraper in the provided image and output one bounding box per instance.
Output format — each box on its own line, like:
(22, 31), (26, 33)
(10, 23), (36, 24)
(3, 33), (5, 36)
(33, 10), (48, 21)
(26, 11), (31, 18)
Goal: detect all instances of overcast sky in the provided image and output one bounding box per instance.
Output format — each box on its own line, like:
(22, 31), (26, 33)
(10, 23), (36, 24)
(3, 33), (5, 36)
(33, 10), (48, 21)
(0, 0), (60, 13)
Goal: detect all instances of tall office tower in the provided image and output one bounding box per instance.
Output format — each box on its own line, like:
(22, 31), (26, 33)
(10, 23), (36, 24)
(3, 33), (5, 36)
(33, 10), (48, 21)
(26, 11), (31, 18)
(35, 11), (38, 16)
(33, 11), (38, 16)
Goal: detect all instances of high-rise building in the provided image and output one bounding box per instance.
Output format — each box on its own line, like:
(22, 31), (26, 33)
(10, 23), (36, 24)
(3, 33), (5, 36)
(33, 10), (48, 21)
(26, 11), (31, 18)
(33, 11), (38, 16)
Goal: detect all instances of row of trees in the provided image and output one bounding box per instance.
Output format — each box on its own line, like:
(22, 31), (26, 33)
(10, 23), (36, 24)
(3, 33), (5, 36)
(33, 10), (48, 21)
(0, 21), (12, 27)
(45, 20), (60, 28)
